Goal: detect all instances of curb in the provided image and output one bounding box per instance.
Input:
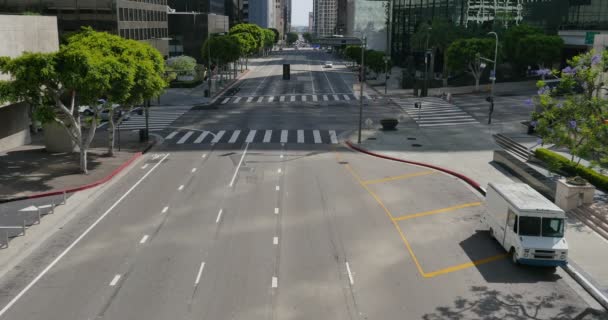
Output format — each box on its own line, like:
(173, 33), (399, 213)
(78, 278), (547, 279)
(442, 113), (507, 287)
(344, 141), (486, 196)
(563, 264), (608, 310)
(209, 69), (251, 104)
(345, 141), (608, 311)
(0, 151), (143, 204)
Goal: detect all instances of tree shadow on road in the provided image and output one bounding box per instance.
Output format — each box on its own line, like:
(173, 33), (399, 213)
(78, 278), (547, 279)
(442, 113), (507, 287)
(422, 286), (608, 320)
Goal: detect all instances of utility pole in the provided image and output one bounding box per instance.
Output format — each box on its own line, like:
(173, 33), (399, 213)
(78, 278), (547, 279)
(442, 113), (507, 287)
(207, 34), (212, 98)
(384, 56), (389, 95)
(423, 27), (432, 97)
(487, 31), (498, 125)
(358, 37), (367, 144)
(145, 99), (150, 141)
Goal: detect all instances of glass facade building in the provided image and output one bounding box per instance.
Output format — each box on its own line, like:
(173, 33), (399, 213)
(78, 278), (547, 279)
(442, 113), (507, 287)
(346, 0), (387, 51)
(390, 0), (608, 64)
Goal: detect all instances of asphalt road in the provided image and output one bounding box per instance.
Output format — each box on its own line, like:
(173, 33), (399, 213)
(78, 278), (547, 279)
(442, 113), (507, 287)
(0, 49), (605, 320)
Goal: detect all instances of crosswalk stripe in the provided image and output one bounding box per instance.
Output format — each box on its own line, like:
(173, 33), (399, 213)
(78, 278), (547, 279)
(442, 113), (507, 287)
(222, 98), (230, 104)
(333, 94), (339, 101)
(313, 130), (322, 144)
(297, 130), (304, 143)
(329, 130), (338, 144)
(323, 95), (329, 101)
(165, 131), (178, 139)
(257, 97), (264, 103)
(290, 96), (296, 102)
(211, 130), (225, 143)
(313, 95), (318, 102)
(263, 130), (272, 143)
(280, 130), (288, 143)
(247, 97), (254, 103)
(420, 121), (479, 127)
(280, 96), (285, 102)
(194, 131), (209, 143)
(234, 97), (242, 103)
(177, 131), (194, 144)
(268, 96), (274, 103)
(302, 95), (307, 102)
(343, 94), (351, 101)
(245, 130), (257, 143)
(228, 130), (241, 143)
(363, 93), (371, 100)
(354, 94), (360, 100)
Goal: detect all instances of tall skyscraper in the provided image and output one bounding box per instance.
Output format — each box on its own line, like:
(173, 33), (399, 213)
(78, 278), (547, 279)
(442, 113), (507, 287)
(313, 0), (337, 37)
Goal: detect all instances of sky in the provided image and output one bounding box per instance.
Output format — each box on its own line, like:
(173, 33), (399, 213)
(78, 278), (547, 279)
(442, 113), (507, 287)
(291, 0), (313, 26)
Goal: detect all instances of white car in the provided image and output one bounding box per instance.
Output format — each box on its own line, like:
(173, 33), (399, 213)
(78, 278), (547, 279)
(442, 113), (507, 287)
(100, 104), (130, 122)
(324, 61), (333, 68)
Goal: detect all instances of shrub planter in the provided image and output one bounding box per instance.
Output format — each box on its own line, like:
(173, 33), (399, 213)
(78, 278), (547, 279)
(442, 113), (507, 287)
(380, 118), (399, 130)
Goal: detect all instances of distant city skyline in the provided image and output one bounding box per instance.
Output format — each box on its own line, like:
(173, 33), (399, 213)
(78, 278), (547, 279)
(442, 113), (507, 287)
(291, 0), (312, 26)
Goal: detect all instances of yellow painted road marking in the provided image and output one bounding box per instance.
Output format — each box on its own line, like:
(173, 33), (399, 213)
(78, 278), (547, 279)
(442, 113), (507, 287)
(362, 170), (436, 185)
(336, 150), (505, 278)
(393, 202), (483, 222)
(422, 254), (509, 278)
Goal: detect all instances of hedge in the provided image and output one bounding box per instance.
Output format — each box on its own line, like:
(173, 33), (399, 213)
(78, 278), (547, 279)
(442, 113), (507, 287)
(534, 148), (608, 191)
(169, 80), (203, 88)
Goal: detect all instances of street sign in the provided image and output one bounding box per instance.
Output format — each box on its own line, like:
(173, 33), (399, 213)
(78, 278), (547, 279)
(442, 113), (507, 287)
(585, 32), (600, 45)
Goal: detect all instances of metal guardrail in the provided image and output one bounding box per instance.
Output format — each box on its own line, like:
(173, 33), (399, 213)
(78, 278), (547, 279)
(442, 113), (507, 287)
(493, 134), (533, 161)
(0, 201), (59, 249)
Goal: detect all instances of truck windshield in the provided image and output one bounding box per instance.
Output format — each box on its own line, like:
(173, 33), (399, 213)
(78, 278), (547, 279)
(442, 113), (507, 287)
(518, 216), (541, 236)
(541, 218), (564, 237)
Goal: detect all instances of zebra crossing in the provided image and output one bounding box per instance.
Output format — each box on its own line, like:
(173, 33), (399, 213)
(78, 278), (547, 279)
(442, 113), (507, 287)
(395, 97), (480, 127)
(219, 93), (372, 105)
(115, 106), (192, 131)
(164, 129), (340, 145)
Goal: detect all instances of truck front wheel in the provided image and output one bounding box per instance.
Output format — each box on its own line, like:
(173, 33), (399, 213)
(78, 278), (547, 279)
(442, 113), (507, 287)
(510, 248), (519, 265)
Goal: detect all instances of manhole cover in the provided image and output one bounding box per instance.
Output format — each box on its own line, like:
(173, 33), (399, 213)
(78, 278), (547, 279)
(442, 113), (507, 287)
(338, 161), (349, 164)
(367, 137), (377, 140)
(412, 144), (423, 147)
(407, 137), (416, 140)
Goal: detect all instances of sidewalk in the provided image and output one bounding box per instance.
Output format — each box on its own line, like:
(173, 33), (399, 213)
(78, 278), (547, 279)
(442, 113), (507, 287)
(0, 129), (148, 201)
(153, 70), (249, 107)
(345, 97), (608, 307)
(371, 79), (539, 98)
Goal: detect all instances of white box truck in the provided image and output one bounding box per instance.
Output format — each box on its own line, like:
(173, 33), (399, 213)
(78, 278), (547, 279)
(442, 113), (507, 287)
(483, 183), (568, 267)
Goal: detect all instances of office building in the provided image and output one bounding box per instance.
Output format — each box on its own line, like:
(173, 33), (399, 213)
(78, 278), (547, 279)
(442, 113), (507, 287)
(313, 0), (337, 37)
(0, 15), (59, 152)
(345, 0), (387, 51)
(225, 0), (244, 26)
(248, 0), (273, 27)
(283, 0), (291, 34)
(308, 12), (314, 33)
(0, 0), (169, 56)
(170, 0), (225, 14)
(390, 0), (608, 65)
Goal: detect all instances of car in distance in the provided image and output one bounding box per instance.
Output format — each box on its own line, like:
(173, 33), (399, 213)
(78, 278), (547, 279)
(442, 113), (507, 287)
(324, 61), (333, 68)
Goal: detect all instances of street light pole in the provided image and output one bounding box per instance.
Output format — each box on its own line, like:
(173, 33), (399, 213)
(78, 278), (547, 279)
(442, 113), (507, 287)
(423, 27), (432, 97)
(145, 99), (150, 141)
(488, 31), (498, 125)
(208, 34), (212, 97)
(384, 56), (389, 95)
(358, 37), (367, 144)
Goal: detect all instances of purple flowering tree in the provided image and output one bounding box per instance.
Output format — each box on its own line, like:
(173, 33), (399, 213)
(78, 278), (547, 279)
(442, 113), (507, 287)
(531, 50), (608, 167)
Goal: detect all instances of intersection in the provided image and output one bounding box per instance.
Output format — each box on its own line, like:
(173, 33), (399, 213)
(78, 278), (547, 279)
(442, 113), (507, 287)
(0, 48), (603, 320)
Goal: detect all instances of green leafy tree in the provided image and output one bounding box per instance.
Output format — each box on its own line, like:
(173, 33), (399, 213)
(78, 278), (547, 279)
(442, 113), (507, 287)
(0, 30), (133, 172)
(64, 29), (166, 156)
(269, 28), (280, 44)
(515, 34), (563, 72)
(262, 28), (276, 55)
(230, 32), (256, 70)
(365, 50), (387, 73)
(532, 51), (608, 168)
(230, 23), (264, 52)
(166, 55), (197, 76)
(302, 32), (313, 43)
(411, 19), (461, 86)
(345, 45), (362, 66)
(286, 32), (298, 45)
(447, 38), (495, 91)
(504, 24), (543, 73)
(202, 35), (241, 81)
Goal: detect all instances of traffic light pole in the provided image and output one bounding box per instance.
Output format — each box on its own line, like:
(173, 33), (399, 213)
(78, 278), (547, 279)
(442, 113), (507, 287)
(358, 37), (367, 144)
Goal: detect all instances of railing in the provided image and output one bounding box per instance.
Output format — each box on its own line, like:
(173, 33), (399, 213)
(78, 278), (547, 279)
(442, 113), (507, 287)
(493, 134), (533, 161)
